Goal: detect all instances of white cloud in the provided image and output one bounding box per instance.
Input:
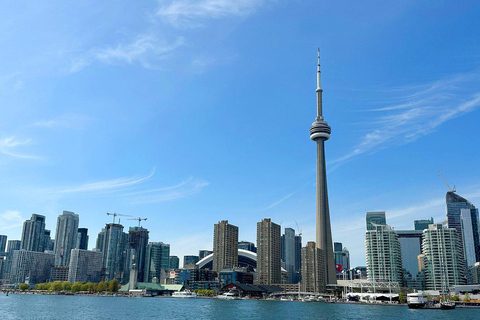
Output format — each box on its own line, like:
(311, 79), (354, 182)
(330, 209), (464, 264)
(60, 169), (156, 193)
(331, 72), (480, 168)
(262, 191), (297, 211)
(70, 35), (185, 72)
(128, 177), (209, 204)
(33, 114), (93, 130)
(157, 0), (264, 27)
(0, 210), (25, 230)
(0, 136), (38, 159)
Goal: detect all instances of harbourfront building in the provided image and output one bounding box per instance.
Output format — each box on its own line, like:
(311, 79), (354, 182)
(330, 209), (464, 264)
(21, 214), (46, 252)
(213, 220), (238, 272)
(10, 249), (54, 284)
(301, 241), (325, 293)
(422, 223), (465, 290)
(54, 211), (79, 266)
(97, 223), (128, 282)
(365, 224), (403, 284)
(2, 240), (21, 280)
(257, 218), (281, 285)
(68, 249), (103, 283)
(145, 242), (170, 282)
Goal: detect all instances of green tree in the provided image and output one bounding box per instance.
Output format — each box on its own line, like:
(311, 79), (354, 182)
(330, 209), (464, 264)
(50, 281), (63, 292)
(71, 282), (82, 292)
(463, 293), (470, 302)
(107, 279), (119, 292)
(86, 282), (94, 292)
(80, 283), (89, 292)
(96, 281), (107, 292)
(19, 283), (29, 291)
(62, 281), (72, 291)
(452, 295), (460, 301)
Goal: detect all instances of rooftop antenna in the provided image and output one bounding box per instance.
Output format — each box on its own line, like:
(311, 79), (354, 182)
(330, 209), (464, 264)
(128, 217), (148, 228)
(438, 171), (456, 192)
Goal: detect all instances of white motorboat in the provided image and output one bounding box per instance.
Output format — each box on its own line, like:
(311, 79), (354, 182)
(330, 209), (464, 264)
(172, 291), (197, 298)
(217, 290), (240, 300)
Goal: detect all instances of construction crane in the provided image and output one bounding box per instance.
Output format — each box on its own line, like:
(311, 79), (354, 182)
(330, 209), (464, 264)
(106, 212), (132, 224)
(128, 217), (147, 228)
(295, 220), (302, 237)
(438, 171), (456, 193)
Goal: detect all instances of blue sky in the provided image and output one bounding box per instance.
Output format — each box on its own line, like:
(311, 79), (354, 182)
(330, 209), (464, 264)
(1, 0), (479, 267)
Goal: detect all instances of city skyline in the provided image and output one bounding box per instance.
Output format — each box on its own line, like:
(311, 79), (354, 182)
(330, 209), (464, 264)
(0, 1), (480, 268)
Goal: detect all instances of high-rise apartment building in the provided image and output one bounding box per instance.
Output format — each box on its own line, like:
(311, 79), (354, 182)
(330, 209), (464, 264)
(365, 224), (403, 283)
(213, 220), (238, 272)
(282, 228), (296, 283)
(68, 249), (103, 283)
(10, 250), (54, 284)
(301, 241), (325, 293)
(54, 211), (79, 266)
(309, 50), (336, 285)
(2, 240), (21, 280)
(76, 228), (89, 250)
(257, 218), (281, 285)
(423, 223), (465, 290)
(295, 235), (302, 283)
(43, 230), (54, 252)
(97, 223), (127, 282)
(145, 242), (170, 282)
(21, 214), (46, 252)
(128, 226), (149, 282)
(366, 211), (386, 231)
(414, 218), (434, 231)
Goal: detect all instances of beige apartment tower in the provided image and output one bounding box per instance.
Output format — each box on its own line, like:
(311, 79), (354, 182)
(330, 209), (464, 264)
(213, 220), (238, 272)
(257, 218), (281, 285)
(301, 241), (326, 293)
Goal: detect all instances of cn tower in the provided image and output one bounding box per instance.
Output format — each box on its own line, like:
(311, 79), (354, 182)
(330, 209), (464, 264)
(309, 49), (337, 285)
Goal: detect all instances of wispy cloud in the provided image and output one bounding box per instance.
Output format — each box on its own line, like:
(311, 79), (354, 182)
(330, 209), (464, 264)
(70, 35), (185, 72)
(128, 177), (209, 204)
(60, 169), (156, 194)
(33, 114), (93, 130)
(262, 191), (297, 211)
(0, 210), (24, 230)
(332, 71), (480, 168)
(157, 0), (265, 28)
(0, 136), (38, 159)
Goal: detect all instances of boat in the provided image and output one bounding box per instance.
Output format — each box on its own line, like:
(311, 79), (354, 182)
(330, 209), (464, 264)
(171, 290), (197, 298)
(440, 300), (456, 310)
(217, 290), (240, 300)
(407, 292), (427, 309)
(280, 296), (293, 301)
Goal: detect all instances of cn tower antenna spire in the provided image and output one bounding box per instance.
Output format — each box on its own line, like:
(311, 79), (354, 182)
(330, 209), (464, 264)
(317, 48), (321, 90)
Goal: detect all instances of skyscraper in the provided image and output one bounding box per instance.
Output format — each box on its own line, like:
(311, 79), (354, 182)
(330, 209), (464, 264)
(145, 242), (170, 282)
(43, 230), (54, 252)
(295, 234), (302, 283)
(54, 211), (79, 266)
(76, 228), (89, 250)
(423, 223), (465, 290)
(309, 50), (336, 285)
(282, 227), (296, 283)
(395, 230), (423, 280)
(183, 255), (200, 268)
(21, 214), (46, 252)
(199, 250), (213, 260)
(169, 256), (180, 269)
(365, 224), (403, 283)
(257, 218), (281, 285)
(366, 211), (386, 231)
(98, 223), (127, 281)
(333, 242), (350, 277)
(238, 241), (256, 253)
(68, 249), (103, 283)
(2, 240), (21, 279)
(128, 226), (149, 282)
(461, 208), (480, 267)
(301, 241), (325, 293)
(213, 220), (238, 272)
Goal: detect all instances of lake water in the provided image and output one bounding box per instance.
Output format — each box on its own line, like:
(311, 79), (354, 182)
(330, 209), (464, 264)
(1, 294), (476, 319)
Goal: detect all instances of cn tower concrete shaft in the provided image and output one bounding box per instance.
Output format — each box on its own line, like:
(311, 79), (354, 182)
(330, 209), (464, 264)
(309, 50), (337, 285)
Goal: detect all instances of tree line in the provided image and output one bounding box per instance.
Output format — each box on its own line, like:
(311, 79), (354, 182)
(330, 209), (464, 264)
(18, 279), (120, 293)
